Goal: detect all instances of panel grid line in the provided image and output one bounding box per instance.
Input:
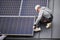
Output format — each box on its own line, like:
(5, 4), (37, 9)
(19, 0), (23, 16)
(0, 16), (35, 17)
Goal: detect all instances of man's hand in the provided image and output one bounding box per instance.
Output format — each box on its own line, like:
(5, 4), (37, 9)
(33, 26), (35, 29)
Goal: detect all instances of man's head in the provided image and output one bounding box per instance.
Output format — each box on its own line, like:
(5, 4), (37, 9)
(35, 5), (41, 13)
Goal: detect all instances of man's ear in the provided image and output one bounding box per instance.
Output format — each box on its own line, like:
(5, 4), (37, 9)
(36, 9), (38, 12)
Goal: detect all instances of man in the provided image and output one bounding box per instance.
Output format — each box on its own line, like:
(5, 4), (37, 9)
(33, 5), (53, 32)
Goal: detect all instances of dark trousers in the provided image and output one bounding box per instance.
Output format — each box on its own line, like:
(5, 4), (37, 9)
(35, 14), (53, 27)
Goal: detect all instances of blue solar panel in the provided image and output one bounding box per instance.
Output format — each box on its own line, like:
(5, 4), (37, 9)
(21, 0), (47, 16)
(0, 17), (34, 36)
(0, 0), (21, 15)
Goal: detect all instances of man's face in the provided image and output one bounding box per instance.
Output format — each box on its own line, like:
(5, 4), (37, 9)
(36, 7), (40, 13)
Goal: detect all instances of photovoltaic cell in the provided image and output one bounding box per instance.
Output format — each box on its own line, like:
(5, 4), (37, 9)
(21, 0), (47, 16)
(0, 17), (34, 36)
(0, 0), (21, 15)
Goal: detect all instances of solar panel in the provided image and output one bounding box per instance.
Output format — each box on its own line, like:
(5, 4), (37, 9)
(21, 0), (47, 16)
(0, 0), (21, 15)
(0, 0), (48, 36)
(0, 17), (34, 36)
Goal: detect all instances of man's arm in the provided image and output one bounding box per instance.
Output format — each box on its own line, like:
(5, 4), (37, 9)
(34, 10), (43, 26)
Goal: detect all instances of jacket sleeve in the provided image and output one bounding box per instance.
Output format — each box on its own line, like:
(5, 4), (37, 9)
(34, 10), (43, 26)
